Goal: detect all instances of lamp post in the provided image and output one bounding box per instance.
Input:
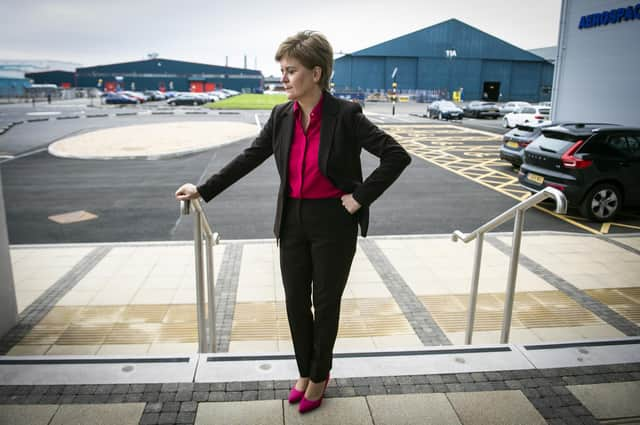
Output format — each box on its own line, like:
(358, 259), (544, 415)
(391, 67), (398, 116)
(445, 48), (457, 100)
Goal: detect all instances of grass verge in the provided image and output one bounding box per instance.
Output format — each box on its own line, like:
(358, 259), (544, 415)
(206, 94), (288, 110)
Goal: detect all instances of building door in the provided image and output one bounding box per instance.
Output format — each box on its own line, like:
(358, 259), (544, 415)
(104, 81), (117, 92)
(482, 81), (500, 101)
(190, 82), (204, 92)
(204, 82), (215, 92)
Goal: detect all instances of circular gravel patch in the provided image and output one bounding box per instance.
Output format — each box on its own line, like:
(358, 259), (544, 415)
(48, 121), (258, 160)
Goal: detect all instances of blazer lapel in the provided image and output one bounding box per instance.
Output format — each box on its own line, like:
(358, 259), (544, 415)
(319, 92), (338, 177)
(278, 104), (294, 186)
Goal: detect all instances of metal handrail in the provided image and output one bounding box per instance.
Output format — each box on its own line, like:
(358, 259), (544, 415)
(180, 198), (220, 353)
(451, 187), (567, 345)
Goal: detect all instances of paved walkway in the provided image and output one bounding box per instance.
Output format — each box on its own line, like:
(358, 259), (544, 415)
(2, 232), (638, 356)
(1, 233), (639, 424)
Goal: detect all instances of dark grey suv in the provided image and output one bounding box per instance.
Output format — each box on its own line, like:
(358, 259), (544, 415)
(519, 124), (640, 221)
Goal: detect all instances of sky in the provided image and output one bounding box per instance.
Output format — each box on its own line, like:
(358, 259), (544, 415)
(0, 0), (562, 77)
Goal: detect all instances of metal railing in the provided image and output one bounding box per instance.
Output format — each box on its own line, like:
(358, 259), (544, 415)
(180, 198), (220, 353)
(451, 187), (567, 345)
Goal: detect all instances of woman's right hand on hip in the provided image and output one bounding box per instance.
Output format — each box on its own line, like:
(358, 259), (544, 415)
(175, 183), (200, 200)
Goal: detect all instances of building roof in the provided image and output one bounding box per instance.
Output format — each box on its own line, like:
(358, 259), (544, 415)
(77, 58), (262, 76)
(348, 19), (548, 62)
(528, 46), (558, 62)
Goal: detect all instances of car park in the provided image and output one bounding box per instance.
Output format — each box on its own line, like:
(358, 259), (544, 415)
(427, 100), (463, 120)
(503, 105), (551, 128)
(499, 101), (532, 115)
(519, 124), (640, 221)
(500, 122), (555, 167)
(463, 101), (500, 119)
(104, 93), (138, 105)
(167, 93), (208, 106)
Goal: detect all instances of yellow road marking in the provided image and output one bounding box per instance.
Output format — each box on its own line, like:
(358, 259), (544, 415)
(386, 128), (602, 235)
(600, 222), (640, 233)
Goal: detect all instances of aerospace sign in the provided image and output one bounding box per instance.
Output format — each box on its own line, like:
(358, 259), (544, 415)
(579, 3), (640, 29)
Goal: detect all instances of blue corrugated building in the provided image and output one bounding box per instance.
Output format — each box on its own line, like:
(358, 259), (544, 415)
(333, 19), (554, 102)
(50, 58), (264, 93)
(0, 71), (31, 98)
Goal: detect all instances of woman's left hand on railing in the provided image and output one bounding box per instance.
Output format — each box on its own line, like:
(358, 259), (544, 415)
(175, 183), (201, 201)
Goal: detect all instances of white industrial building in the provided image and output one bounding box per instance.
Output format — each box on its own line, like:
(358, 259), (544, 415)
(552, 0), (640, 126)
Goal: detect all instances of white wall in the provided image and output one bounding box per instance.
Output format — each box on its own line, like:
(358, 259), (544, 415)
(0, 174), (18, 338)
(552, 0), (640, 126)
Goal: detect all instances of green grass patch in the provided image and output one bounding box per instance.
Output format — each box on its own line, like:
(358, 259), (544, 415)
(206, 93), (289, 110)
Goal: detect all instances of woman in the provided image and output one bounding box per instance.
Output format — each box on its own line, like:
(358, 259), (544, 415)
(175, 30), (410, 413)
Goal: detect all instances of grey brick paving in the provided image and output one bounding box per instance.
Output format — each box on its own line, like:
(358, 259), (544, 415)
(0, 362), (634, 424)
(359, 238), (452, 345)
(600, 235), (640, 256)
(487, 236), (640, 336)
(213, 243), (243, 352)
(0, 246), (111, 354)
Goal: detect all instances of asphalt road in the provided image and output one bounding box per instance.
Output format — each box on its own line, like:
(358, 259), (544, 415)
(0, 100), (635, 244)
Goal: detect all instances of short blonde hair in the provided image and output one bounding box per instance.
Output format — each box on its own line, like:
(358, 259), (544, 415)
(275, 31), (333, 91)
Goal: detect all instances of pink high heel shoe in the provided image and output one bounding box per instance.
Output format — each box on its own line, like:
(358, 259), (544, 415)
(299, 374), (330, 414)
(288, 386), (305, 404)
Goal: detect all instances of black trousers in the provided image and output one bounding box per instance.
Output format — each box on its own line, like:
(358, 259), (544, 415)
(279, 198), (358, 382)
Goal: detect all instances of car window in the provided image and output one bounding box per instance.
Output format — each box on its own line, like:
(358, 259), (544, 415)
(537, 108), (551, 115)
(584, 135), (629, 158)
(520, 107), (536, 114)
(536, 131), (582, 153)
(624, 135), (640, 158)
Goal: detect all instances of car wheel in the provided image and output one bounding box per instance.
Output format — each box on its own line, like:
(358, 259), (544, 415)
(503, 118), (509, 128)
(579, 183), (622, 221)
(438, 112), (443, 120)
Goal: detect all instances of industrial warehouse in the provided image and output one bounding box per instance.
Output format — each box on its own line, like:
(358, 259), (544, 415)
(333, 18), (554, 103)
(26, 58), (263, 93)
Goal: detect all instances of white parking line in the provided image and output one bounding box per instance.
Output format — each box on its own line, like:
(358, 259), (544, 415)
(0, 147), (48, 164)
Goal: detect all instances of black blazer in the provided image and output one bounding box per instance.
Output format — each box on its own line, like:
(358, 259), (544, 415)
(197, 92), (411, 238)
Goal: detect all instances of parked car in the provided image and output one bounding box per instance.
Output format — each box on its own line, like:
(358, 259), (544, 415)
(104, 93), (138, 105)
(500, 122), (555, 167)
(519, 124), (640, 221)
(144, 90), (166, 101)
(167, 94), (208, 106)
(427, 100), (463, 120)
(121, 91), (148, 103)
(499, 101), (532, 115)
(463, 101), (500, 119)
(503, 105), (551, 128)
(211, 90), (228, 99)
(203, 92), (220, 102)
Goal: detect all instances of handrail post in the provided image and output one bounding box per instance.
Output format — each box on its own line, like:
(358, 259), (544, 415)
(465, 233), (484, 345)
(204, 228), (216, 353)
(193, 211), (208, 353)
(181, 199), (219, 354)
(500, 209), (525, 343)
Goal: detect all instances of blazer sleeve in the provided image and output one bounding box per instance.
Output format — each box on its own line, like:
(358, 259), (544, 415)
(197, 105), (277, 202)
(351, 104), (411, 207)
